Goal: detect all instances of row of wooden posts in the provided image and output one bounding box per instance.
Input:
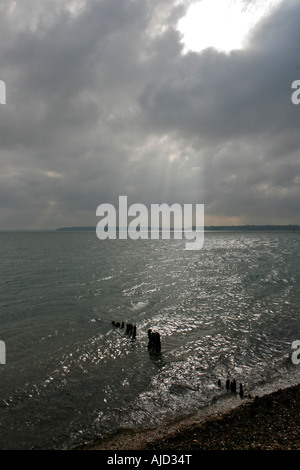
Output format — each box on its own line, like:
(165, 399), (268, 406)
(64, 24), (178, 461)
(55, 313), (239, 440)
(111, 321), (137, 339)
(111, 321), (162, 354)
(218, 378), (245, 398)
(111, 322), (246, 397)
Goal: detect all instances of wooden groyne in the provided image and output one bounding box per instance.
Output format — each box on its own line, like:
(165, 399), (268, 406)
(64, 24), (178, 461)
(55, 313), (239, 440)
(110, 322), (248, 400)
(111, 320), (137, 340)
(221, 378), (246, 399)
(147, 329), (161, 354)
(111, 321), (161, 354)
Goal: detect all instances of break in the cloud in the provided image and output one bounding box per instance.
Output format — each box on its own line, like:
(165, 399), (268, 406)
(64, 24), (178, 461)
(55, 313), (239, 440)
(0, 0), (299, 229)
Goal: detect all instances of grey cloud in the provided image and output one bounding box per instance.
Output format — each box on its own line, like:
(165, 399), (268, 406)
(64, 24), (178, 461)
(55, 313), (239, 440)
(138, 0), (300, 222)
(0, 0), (299, 229)
(140, 17), (300, 141)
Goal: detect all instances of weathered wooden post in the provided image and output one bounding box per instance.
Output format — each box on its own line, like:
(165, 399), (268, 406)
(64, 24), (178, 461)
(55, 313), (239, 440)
(230, 379), (236, 393)
(154, 332), (161, 353)
(147, 329), (161, 354)
(148, 329), (153, 349)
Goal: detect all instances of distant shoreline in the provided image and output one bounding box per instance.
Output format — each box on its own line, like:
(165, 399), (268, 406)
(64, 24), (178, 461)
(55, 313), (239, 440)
(2, 225), (299, 233)
(56, 225), (300, 232)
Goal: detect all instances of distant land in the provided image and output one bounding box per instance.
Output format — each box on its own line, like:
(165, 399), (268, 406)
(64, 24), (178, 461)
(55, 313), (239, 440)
(56, 225), (300, 232)
(1, 225), (299, 233)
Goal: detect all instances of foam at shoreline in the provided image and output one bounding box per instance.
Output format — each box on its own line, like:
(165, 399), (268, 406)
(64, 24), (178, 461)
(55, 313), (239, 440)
(77, 383), (300, 450)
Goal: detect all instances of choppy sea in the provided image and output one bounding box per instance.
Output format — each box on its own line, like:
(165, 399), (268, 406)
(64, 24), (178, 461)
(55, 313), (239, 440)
(0, 230), (299, 449)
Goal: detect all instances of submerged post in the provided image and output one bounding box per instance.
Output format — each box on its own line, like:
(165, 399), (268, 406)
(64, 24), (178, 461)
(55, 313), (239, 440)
(148, 329), (161, 354)
(230, 379), (237, 393)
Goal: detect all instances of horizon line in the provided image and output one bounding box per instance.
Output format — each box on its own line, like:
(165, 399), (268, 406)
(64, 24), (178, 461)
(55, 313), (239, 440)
(0, 224), (299, 232)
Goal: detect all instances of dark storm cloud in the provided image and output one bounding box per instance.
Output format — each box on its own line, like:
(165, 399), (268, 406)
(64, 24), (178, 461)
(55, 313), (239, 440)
(0, 0), (299, 229)
(139, 0), (300, 222)
(140, 1), (300, 140)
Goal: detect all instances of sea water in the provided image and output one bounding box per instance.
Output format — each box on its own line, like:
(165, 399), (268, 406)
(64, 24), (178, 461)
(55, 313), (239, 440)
(0, 231), (299, 449)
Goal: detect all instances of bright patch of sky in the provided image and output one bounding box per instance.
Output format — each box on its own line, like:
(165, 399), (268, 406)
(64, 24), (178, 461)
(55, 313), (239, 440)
(177, 0), (284, 53)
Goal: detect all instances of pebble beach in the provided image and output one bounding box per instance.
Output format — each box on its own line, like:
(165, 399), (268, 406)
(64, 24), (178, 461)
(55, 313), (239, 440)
(80, 383), (300, 451)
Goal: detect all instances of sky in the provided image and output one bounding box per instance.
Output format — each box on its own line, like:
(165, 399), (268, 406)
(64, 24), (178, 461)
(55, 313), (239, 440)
(0, 0), (299, 230)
